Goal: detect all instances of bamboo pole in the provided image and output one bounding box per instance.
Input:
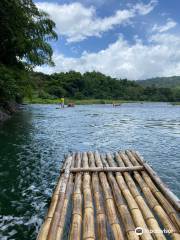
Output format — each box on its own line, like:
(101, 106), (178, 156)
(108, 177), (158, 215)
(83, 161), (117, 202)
(116, 152), (167, 240)
(131, 151), (180, 231)
(46, 155), (72, 240)
(37, 155), (71, 240)
(56, 174), (74, 239)
(102, 154), (140, 240)
(82, 152), (95, 240)
(124, 151), (180, 240)
(59, 166), (143, 173)
(88, 151), (108, 240)
(69, 152), (82, 240)
(132, 150), (180, 213)
(94, 151), (124, 240)
(55, 153), (75, 239)
(142, 171), (180, 232)
(108, 174), (139, 240)
(106, 153), (156, 240)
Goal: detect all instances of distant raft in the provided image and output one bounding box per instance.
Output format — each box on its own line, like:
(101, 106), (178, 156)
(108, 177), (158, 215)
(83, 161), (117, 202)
(37, 150), (180, 240)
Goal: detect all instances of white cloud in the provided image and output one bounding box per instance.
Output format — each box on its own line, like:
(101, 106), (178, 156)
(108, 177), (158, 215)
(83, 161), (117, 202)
(37, 1), (157, 42)
(133, 0), (158, 15)
(35, 1), (180, 79)
(152, 18), (177, 33)
(35, 32), (180, 80)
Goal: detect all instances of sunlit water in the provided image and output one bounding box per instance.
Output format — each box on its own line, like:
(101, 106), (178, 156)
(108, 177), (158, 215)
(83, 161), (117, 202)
(0, 103), (179, 239)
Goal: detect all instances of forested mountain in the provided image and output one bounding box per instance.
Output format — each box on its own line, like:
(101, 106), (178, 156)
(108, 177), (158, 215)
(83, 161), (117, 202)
(138, 76), (180, 88)
(28, 71), (180, 102)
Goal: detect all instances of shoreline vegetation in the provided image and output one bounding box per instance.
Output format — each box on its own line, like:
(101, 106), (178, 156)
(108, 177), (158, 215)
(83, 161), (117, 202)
(0, 101), (19, 122)
(24, 97), (130, 105)
(171, 102), (180, 105)
(24, 97), (180, 105)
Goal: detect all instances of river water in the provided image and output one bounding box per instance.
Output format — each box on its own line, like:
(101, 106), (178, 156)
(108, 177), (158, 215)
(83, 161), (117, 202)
(0, 103), (179, 239)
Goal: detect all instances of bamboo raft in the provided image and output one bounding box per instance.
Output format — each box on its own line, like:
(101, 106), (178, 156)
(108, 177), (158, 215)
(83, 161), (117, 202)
(37, 150), (180, 240)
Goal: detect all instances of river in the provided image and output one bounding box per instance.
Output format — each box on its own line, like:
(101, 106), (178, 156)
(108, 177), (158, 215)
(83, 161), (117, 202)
(0, 103), (179, 239)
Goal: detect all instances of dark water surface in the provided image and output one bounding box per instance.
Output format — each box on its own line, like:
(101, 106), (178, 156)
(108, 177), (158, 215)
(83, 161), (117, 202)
(0, 103), (179, 239)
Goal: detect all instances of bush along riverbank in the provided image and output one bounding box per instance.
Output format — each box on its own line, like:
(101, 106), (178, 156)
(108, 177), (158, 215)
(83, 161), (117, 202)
(23, 97), (179, 105)
(0, 101), (19, 122)
(0, 0), (58, 122)
(24, 97), (132, 105)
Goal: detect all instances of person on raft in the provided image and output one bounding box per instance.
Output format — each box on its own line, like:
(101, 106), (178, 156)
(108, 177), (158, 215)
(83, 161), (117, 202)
(60, 97), (65, 108)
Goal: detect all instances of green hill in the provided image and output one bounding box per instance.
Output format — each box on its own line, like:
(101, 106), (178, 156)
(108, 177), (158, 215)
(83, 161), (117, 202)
(138, 76), (180, 88)
(25, 71), (180, 103)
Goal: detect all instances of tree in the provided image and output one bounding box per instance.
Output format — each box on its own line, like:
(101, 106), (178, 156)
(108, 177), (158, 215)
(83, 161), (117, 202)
(28, 71), (179, 102)
(0, 0), (57, 101)
(0, 0), (57, 68)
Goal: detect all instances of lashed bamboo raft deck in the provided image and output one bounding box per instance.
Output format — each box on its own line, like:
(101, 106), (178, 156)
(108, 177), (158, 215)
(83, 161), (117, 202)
(37, 150), (180, 240)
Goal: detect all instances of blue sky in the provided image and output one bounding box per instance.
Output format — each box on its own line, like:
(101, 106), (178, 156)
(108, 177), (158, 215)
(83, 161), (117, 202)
(35, 0), (180, 80)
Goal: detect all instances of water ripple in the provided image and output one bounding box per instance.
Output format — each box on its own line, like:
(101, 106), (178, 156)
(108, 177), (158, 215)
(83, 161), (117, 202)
(0, 103), (179, 239)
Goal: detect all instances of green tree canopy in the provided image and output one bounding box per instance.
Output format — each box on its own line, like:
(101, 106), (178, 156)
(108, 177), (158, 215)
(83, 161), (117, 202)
(0, 0), (57, 68)
(29, 71), (180, 102)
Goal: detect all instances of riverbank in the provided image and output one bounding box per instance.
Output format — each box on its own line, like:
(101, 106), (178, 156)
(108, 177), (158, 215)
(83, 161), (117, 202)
(24, 97), (143, 105)
(24, 97), (180, 105)
(0, 101), (19, 122)
(171, 102), (180, 105)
